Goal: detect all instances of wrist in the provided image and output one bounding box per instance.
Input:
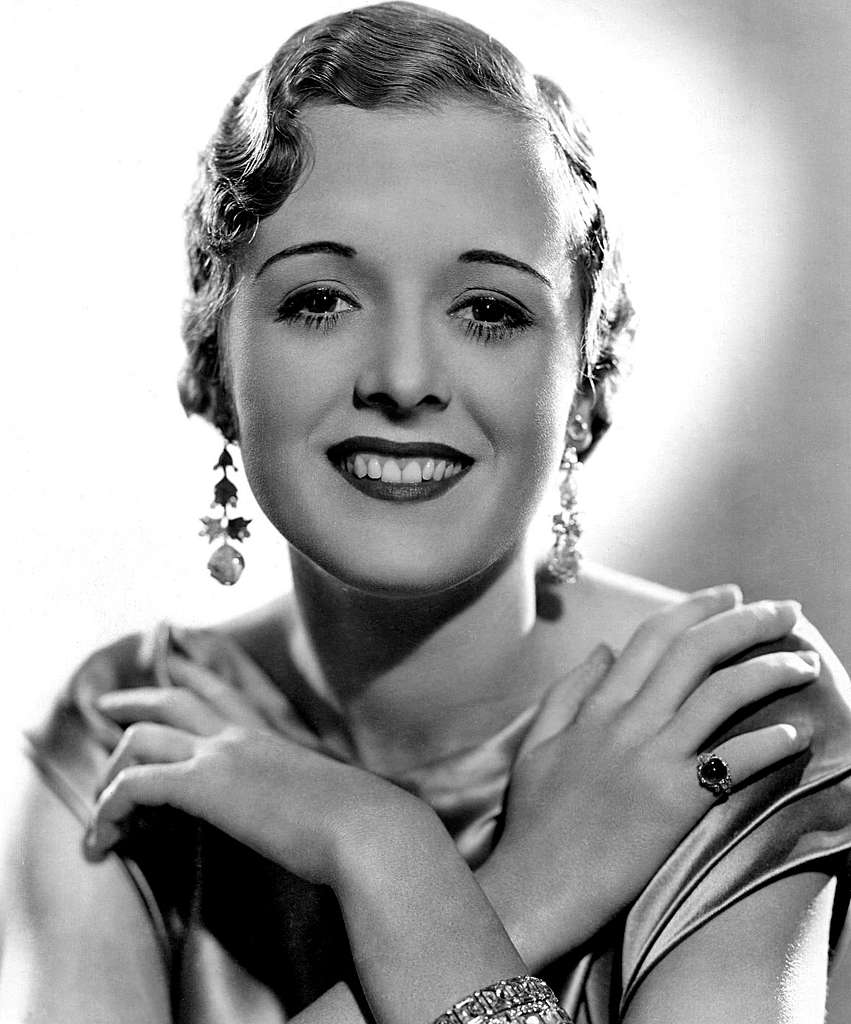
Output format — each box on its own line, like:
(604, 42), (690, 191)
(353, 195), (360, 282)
(331, 798), (526, 1023)
(477, 835), (598, 972)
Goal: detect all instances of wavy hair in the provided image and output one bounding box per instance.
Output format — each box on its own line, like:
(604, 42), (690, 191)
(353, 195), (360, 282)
(179, 1), (636, 449)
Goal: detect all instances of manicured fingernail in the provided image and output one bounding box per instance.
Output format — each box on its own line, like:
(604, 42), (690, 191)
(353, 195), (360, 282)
(775, 600), (802, 619)
(786, 722), (813, 748)
(83, 824), (104, 861)
(796, 651), (820, 671)
(83, 820), (121, 861)
(588, 643), (614, 671)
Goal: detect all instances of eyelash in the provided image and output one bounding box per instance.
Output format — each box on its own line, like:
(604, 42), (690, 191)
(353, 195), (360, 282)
(449, 295), (535, 345)
(274, 287), (534, 343)
(274, 287), (358, 332)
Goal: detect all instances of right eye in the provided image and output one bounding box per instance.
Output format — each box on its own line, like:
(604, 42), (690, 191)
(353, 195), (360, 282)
(274, 287), (360, 332)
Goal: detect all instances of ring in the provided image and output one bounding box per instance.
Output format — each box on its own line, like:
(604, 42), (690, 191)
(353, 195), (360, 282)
(696, 752), (732, 799)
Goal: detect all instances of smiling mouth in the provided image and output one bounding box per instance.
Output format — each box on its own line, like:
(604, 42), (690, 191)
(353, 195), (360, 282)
(327, 437), (474, 502)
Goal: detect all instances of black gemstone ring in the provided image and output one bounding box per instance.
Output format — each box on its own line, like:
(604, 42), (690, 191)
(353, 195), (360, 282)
(696, 752), (732, 799)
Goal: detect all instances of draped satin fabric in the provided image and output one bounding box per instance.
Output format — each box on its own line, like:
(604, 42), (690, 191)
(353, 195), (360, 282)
(24, 622), (851, 1022)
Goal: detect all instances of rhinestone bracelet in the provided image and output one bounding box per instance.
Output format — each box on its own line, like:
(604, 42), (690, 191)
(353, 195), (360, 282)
(431, 975), (573, 1024)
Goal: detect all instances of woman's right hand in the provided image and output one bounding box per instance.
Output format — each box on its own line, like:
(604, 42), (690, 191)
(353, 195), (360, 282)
(477, 586), (819, 970)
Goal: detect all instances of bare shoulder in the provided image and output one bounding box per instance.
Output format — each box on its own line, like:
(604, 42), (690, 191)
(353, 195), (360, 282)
(539, 561), (688, 657)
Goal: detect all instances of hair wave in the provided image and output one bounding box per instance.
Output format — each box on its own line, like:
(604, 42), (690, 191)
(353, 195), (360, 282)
(179, 1), (636, 451)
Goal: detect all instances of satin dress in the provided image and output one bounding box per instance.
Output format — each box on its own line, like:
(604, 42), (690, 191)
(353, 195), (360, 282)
(24, 621), (851, 1022)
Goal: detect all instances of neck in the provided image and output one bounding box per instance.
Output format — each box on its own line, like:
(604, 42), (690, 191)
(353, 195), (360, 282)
(287, 544), (543, 772)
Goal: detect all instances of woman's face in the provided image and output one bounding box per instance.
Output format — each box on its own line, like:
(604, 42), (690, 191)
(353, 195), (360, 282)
(223, 102), (584, 595)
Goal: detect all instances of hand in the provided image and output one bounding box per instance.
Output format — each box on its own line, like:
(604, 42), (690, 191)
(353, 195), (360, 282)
(478, 586), (819, 970)
(85, 654), (424, 890)
(86, 654), (528, 1024)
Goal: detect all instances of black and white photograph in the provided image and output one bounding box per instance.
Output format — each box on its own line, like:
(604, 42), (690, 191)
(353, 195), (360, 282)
(2, 1), (850, 1020)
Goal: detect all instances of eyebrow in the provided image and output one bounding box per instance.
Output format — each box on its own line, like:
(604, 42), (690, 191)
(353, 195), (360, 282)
(254, 241), (357, 279)
(254, 240), (551, 288)
(458, 249), (552, 288)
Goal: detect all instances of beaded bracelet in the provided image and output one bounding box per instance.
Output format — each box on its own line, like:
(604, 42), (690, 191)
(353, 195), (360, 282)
(431, 975), (573, 1024)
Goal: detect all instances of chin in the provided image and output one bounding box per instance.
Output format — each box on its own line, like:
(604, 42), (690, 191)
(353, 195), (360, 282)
(290, 531), (515, 599)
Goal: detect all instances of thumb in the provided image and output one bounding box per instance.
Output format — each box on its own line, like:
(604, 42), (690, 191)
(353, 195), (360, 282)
(516, 644), (615, 760)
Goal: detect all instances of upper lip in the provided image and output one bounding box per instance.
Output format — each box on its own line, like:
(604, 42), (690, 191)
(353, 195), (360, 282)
(328, 435), (474, 464)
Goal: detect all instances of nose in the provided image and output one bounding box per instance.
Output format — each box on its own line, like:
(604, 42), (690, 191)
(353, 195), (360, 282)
(353, 310), (450, 418)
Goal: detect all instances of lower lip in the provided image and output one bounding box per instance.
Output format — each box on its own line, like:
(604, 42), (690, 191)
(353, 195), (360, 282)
(332, 462), (471, 502)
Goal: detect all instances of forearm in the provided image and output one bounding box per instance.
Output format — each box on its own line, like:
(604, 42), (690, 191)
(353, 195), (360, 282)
(333, 802), (526, 1024)
(475, 839), (598, 972)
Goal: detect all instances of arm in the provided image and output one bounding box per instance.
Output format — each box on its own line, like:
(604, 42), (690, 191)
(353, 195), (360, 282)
(622, 869), (835, 1024)
(1, 757), (524, 1024)
(0, 765), (170, 1024)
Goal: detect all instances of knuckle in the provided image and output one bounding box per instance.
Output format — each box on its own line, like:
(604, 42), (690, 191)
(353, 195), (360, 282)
(111, 764), (141, 795)
(205, 725), (248, 761)
(632, 611), (674, 646)
(668, 626), (711, 664)
(122, 722), (148, 747)
(634, 743), (682, 809)
(164, 689), (192, 712)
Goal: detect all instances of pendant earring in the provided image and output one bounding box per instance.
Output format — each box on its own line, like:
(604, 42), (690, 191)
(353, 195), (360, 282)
(547, 414), (588, 584)
(199, 445), (251, 585)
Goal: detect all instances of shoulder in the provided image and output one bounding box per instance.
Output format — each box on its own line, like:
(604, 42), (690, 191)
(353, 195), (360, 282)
(24, 626), (173, 824)
(537, 560), (687, 658)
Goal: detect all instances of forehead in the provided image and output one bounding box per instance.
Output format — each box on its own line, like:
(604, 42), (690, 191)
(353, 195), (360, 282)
(245, 103), (575, 278)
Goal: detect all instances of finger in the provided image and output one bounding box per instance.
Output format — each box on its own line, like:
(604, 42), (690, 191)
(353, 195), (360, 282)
(95, 687), (226, 736)
(589, 585), (742, 706)
(668, 650), (820, 752)
(516, 645), (614, 759)
(166, 655), (270, 730)
(635, 600), (801, 714)
(99, 722), (198, 797)
(85, 761), (192, 861)
(709, 722), (810, 790)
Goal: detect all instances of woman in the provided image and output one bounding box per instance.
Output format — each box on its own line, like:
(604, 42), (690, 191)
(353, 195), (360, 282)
(4, 4), (851, 1022)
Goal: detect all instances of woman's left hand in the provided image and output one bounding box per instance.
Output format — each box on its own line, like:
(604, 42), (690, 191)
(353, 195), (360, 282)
(85, 654), (422, 889)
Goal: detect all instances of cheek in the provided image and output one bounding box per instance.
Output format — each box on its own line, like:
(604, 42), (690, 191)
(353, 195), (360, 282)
(472, 333), (576, 482)
(222, 314), (341, 509)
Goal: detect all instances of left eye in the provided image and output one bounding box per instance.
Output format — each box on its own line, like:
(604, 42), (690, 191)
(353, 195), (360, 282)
(274, 287), (360, 331)
(448, 294), (534, 343)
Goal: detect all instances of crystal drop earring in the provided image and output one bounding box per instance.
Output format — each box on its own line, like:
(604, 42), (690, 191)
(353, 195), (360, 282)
(199, 445), (251, 585)
(546, 413), (589, 584)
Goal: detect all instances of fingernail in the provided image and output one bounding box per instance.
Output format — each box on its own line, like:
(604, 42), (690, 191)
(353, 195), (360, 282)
(588, 643), (614, 671)
(787, 722), (813, 748)
(776, 600), (802, 617)
(83, 824), (103, 861)
(718, 583), (743, 603)
(796, 651), (820, 672)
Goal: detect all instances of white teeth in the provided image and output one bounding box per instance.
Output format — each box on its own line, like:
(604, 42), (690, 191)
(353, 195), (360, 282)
(381, 459), (402, 483)
(340, 451), (468, 485)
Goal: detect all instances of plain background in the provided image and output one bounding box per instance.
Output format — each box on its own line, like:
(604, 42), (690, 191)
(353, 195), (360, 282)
(3, 0), (850, 740)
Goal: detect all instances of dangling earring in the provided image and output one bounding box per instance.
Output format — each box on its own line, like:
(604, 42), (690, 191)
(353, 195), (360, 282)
(547, 413), (589, 584)
(199, 444), (251, 585)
